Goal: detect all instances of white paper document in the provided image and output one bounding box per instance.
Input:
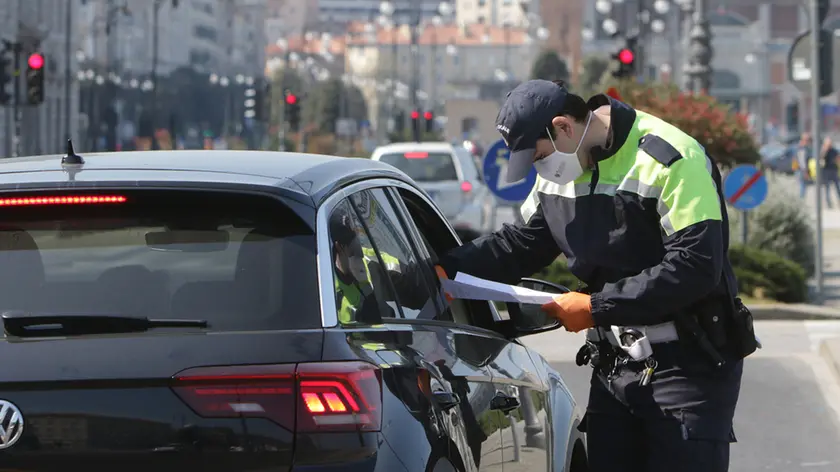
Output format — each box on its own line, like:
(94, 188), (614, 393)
(440, 272), (558, 305)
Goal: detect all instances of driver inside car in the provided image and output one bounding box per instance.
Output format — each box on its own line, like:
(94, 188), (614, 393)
(330, 206), (434, 325)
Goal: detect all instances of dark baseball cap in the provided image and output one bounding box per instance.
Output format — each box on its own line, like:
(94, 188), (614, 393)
(495, 80), (568, 183)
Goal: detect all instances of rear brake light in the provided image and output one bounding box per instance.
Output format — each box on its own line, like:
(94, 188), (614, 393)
(171, 361), (382, 433)
(460, 182), (473, 193)
(0, 195), (127, 206)
(404, 152), (428, 159)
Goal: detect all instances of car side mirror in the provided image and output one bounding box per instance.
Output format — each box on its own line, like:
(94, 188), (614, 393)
(501, 277), (569, 338)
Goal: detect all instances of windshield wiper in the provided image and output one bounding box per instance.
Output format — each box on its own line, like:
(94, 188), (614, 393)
(2, 312), (208, 337)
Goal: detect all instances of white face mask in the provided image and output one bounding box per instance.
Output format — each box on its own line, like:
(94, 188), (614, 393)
(534, 113), (592, 185)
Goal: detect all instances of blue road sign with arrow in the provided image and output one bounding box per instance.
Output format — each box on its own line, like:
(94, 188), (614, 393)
(482, 139), (537, 203)
(723, 164), (768, 211)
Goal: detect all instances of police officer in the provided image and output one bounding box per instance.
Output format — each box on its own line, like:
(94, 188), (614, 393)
(436, 79), (753, 472)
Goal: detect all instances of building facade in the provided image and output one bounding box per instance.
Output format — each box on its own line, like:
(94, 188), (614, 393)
(79, 0), (265, 78)
(344, 21), (542, 137)
(265, 0), (320, 45)
(1, 0), (80, 157)
(320, 0), (452, 24)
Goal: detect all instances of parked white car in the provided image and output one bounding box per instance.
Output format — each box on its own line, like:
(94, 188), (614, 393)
(371, 142), (494, 241)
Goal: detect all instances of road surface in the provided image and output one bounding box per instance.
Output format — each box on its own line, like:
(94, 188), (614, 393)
(523, 320), (840, 471)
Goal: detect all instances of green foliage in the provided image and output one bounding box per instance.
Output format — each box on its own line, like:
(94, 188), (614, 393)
(728, 187), (815, 277)
(533, 258), (582, 291)
(530, 50), (570, 82)
(577, 55), (610, 96)
(302, 78), (369, 134)
(728, 244), (807, 303)
(600, 79), (760, 168)
(533, 243), (807, 304)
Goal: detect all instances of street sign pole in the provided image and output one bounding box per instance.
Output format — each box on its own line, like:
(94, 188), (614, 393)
(723, 164), (769, 246)
(810, 0), (824, 301)
(482, 139), (538, 229)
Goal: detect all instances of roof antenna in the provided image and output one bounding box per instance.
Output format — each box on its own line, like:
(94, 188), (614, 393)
(62, 139), (84, 165)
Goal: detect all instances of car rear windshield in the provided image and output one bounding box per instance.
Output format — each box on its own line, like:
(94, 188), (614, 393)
(0, 189), (319, 332)
(379, 152), (458, 181)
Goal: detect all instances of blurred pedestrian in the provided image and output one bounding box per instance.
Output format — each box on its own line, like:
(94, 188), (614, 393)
(797, 133), (814, 198)
(821, 137), (840, 208)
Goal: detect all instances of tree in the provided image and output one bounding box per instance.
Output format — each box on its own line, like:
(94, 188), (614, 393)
(577, 55), (610, 96)
(302, 78), (369, 134)
(530, 50), (570, 82)
(605, 79), (760, 168)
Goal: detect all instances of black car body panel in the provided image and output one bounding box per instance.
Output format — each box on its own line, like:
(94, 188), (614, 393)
(0, 150), (585, 472)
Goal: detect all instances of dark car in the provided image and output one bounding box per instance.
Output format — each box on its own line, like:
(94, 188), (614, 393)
(0, 147), (586, 472)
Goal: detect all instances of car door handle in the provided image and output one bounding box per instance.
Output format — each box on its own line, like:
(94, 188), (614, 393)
(490, 391), (520, 414)
(433, 391), (461, 411)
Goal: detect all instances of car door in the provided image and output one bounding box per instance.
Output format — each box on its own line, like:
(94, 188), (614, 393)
(332, 186), (503, 471)
(388, 185), (551, 472)
(369, 186), (507, 472)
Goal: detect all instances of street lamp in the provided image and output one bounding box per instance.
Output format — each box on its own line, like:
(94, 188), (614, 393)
(151, 0), (179, 149)
(429, 2), (454, 115)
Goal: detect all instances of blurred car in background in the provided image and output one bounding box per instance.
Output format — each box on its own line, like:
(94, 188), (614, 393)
(371, 142), (494, 242)
(760, 141), (797, 175)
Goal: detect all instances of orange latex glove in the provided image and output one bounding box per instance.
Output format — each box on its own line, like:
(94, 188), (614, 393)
(541, 292), (595, 333)
(434, 265), (454, 302)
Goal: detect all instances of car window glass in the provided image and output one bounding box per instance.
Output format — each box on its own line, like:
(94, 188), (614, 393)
(328, 199), (399, 325)
(392, 189), (490, 328)
(349, 189), (443, 321)
(0, 189), (320, 332)
(379, 152), (458, 181)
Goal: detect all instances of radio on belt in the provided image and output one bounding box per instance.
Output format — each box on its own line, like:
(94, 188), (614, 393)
(610, 326), (653, 361)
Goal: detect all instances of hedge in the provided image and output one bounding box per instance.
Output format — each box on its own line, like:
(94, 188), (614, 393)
(534, 243), (807, 304)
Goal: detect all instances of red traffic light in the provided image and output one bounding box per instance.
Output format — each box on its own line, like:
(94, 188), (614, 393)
(28, 53), (44, 70)
(285, 93), (298, 105)
(423, 111), (433, 120)
(410, 110), (420, 120)
(618, 48), (634, 65)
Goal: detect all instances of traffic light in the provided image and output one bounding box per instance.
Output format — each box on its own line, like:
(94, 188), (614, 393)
(26, 52), (45, 105)
(411, 110), (420, 140)
(424, 111), (434, 133)
(611, 37), (636, 79)
(0, 52), (11, 105)
(285, 90), (301, 132)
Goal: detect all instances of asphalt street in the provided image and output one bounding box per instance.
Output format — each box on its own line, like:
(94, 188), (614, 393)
(524, 321), (840, 471)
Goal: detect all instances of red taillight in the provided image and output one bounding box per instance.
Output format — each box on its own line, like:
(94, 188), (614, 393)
(171, 361), (381, 433)
(404, 152), (428, 159)
(296, 362), (381, 432)
(0, 195), (127, 206)
(460, 181), (473, 192)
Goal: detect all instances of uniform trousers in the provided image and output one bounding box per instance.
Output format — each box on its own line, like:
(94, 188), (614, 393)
(581, 342), (743, 472)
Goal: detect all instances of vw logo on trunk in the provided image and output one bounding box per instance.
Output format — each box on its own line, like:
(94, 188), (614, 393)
(0, 400), (24, 449)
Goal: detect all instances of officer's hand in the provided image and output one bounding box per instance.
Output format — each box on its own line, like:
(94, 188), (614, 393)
(434, 265), (454, 302)
(541, 292), (594, 333)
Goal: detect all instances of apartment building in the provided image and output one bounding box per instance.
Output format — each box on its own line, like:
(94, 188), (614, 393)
(265, 0), (320, 44)
(0, 0), (80, 157)
(79, 0), (265, 78)
(320, 0), (453, 24)
(344, 21), (541, 133)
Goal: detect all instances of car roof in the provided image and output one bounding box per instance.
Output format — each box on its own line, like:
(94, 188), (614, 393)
(371, 142), (456, 156)
(0, 150), (412, 208)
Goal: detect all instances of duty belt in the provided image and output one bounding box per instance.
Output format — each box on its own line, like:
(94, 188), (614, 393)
(586, 321), (680, 347)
